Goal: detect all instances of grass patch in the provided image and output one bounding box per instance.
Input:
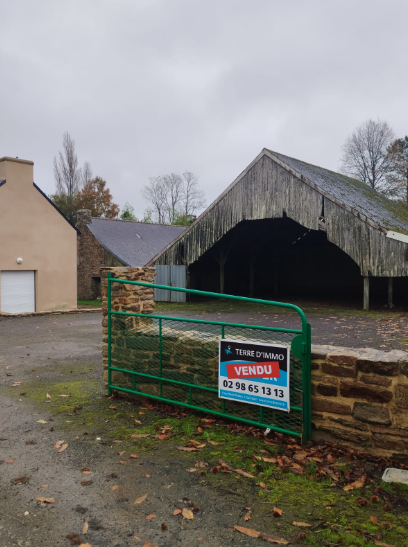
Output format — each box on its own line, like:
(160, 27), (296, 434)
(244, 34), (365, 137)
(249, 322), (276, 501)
(77, 300), (102, 307)
(10, 365), (408, 547)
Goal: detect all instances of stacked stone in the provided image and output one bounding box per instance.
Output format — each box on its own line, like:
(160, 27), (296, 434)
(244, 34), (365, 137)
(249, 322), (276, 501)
(311, 345), (408, 456)
(101, 267), (156, 388)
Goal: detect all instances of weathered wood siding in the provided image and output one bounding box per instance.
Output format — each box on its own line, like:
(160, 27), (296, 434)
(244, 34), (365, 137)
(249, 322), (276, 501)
(155, 155), (408, 277)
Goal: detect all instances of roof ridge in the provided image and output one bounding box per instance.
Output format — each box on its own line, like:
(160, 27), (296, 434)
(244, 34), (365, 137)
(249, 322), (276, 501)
(90, 217), (186, 228)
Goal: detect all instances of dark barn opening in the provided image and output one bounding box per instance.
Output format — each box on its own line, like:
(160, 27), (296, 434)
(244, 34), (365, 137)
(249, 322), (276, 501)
(153, 150), (408, 309)
(189, 218), (407, 307)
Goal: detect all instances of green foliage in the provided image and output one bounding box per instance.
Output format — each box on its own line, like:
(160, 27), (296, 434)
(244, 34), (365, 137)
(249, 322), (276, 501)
(51, 192), (78, 224)
(120, 202), (138, 221)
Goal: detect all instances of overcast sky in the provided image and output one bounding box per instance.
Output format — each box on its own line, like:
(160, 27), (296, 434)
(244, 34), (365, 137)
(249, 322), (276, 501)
(2, 0), (408, 217)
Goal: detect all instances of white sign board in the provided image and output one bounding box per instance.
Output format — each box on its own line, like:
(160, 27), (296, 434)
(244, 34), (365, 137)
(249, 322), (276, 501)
(218, 339), (290, 412)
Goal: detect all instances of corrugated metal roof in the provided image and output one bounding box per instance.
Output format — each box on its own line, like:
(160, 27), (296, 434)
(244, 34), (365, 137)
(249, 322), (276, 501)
(269, 150), (408, 233)
(88, 218), (187, 266)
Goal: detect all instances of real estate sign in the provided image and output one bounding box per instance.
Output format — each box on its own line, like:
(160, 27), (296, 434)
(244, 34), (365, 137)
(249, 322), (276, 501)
(218, 339), (290, 412)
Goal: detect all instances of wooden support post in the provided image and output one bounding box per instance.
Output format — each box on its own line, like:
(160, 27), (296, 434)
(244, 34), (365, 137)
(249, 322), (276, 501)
(363, 276), (370, 311)
(388, 277), (393, 308)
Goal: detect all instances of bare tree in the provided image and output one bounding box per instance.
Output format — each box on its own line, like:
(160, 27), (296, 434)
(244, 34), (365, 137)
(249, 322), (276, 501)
(143, 171), (206, 224)
(387, 137), (408, 203)
(182, 171), (206, 217)
(340, 119), (395, 194)
(53, 132), (82, 196)
(81, 161), (93, 186)
(143, 176), (168, 224)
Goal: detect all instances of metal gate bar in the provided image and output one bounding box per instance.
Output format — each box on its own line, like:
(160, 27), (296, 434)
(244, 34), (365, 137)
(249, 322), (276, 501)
(107, 275), (312, 442)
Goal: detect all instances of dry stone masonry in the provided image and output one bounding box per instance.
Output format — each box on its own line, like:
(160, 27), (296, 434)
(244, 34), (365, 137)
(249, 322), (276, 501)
(311, 345), (408, 456)
(101, 267), (155, 387)
(101, 267), (408, 457)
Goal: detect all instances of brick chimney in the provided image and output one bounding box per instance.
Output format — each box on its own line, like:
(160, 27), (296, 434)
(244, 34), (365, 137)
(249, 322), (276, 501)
(0, 157), (34, 187)
(76, 209), (92, 231)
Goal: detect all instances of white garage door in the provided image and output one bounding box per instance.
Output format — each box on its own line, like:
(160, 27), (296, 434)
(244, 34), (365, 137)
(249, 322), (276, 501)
(1, 271), (35, 313)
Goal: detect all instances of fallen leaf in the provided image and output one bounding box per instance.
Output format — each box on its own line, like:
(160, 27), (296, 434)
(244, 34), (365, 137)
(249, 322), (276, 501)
(11, 382), (22, 387)
(177, 446), (199, 452)
(370, 495), (380, 503)
(6, 459), (14, 464)
(58, 443), (68, 453)
(130, 454), (139, 459)
(187, 468), (197, 473)
(173, 509), (182, 515)
(244, 510), (252, 521)
(54, 440), (64, 449)
(41, 485), (48, 488)
(112, 485), (118, 491)
(259, 531), (289, 544)
(119, 461), (127, 465)
(80, 480), (92, 486)
(78, 544), (92, 547)
(380, 522), (393, 531)
(273, 507), (283, 517)
(131, 434), (150, 439)
(208, 440), (222, 446)
(343, 475), (366, 491)
(195, 461), (208, 468)
(59, 394), (70, 397)
(108, 406), (117, 410)
(259, 482), (266, 488)
(36, 497), (55, 503)
(11, 476), (29, 484)
(134, 494), (148, 504)
(142, 542), (158, 547)
(83, 521), (88, 534)
(370, 515), (378, 524)
(292, 521), (312, 527)
(81, 467), (91, 475)
(37, 420), (48, 424)
(134, 419), (142, 425)
(161, 522), (168, 531)
(118, 451), (126, 456)
(234, 526), (259, 538)
(356, 498), (369, 507)
(383, 503), (392, 511)
(46, 393), (51, 400)
(236, 469), (255, 479)
(182, 508), (194, 520)
(146, 514), (156, 520)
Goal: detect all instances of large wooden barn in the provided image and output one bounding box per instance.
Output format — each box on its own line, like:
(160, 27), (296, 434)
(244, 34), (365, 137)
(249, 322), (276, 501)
(149, 149), (408, 309)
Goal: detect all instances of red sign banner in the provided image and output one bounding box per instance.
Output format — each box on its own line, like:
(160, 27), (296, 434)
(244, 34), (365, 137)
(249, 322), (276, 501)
(226, 361), (280, 380)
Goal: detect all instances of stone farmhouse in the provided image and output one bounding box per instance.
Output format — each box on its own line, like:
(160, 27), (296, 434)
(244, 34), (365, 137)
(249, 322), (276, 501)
(76, 210), (186, 300)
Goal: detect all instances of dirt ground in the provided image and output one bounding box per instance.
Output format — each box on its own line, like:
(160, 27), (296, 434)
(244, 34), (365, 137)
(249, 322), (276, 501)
(155, 301), (408, 351)
(0, 313), (289, 547)
(1, 313), (408, 547)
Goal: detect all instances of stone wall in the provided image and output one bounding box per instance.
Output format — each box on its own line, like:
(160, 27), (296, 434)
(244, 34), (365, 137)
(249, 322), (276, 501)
(100, 272), (408, 456)
(311, 345), (408, 457)
(77, 210), (125, 300)
(101, 266), (156, 388)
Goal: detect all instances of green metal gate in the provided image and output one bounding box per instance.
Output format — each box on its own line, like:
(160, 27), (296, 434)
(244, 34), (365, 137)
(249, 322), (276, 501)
(107, 275), (312, 442)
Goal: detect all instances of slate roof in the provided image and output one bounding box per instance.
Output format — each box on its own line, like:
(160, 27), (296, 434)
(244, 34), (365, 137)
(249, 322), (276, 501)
(88, 218), (187, 266)
(269, 150), (408, 234)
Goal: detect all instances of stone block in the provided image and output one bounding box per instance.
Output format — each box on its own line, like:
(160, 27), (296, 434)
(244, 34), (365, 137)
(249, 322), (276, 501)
(312, 398), (351, 415)
(352, 402), (391, 425)
(339, 381), (393, 403)
(321, 362), (356, 378)
(372, 434), (405, 453)
(359, 374), (392, 387)
(400, 360), (408, 378)
(327, 349), (360, 366)
(356, 349), (403, 376)
(382, 468), (408, 485)
(390, 409), (408, 430)
(317, 425), (369, 444)
(311, 345), (338, 360)
(311, 361), (320, 371)
(317, 383), (337, 397)
(395, 384), (408, 409)
(328, 416), (368, 431)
